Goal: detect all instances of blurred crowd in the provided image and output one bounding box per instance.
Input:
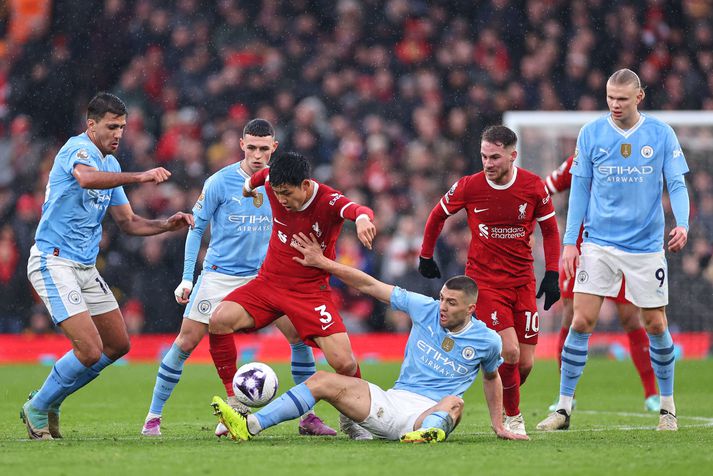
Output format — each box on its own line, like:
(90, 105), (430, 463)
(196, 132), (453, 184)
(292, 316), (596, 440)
(1, 0), (712, 334)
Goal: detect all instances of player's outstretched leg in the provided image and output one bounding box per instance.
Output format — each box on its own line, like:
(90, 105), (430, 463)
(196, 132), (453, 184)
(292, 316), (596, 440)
(288, 342), (337, 436)
(400, 428), (446, 444)
(648, 329), (677, 431)
(142, 344), (191, 436)
(537, 328), (590, 431)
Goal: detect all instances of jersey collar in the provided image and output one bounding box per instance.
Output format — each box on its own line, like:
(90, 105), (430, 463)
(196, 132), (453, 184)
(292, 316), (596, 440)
(82, 132), (109, 161)
(445, 317), (474, 336)
(607, 113), (646, 138)
(297, 181), (319, 211)
(236, 161), (250, 179)
(485, 166), (518, 190)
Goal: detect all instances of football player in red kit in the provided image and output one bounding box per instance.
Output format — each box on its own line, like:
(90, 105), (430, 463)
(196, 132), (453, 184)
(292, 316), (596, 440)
(209, 151), (377, 440)
(419, 125), (561, 437)
(544, 155), (659, 412)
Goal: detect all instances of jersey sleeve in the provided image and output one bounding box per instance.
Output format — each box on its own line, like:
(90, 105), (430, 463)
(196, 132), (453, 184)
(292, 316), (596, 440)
(534, 178), (556, 222)
(193, 176), (221, 223)
(333, 193), (374, 222)
(662, 125), (690, 179)
(546, 156), (574, 194)
(570, 129), (593, 178)
(440, 178), (469, 216)
(481, 335), (503, 373)
(109, 186), (129, 206)
(64, 146), (100, 175)
(390, 286), (437, 327)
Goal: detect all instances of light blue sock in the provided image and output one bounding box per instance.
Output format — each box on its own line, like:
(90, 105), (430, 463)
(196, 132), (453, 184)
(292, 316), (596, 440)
(254, 382), (316, 430)
(51, 353), (114, 411)
(648, 330), (675, 397)
(149, 344), (192, 415)
(290, 342), (316, 385)
(420, 410), (455, 435)
(32, 351), (90, 411)
(559, 328), (591, 397)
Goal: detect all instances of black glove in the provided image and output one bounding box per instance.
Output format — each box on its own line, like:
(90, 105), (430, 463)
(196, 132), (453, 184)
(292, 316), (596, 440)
(418, 256), (442, 279)
(537, 270), (561, 311)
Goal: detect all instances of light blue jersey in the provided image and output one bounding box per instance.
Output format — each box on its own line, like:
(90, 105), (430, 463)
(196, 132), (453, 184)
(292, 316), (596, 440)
(390, 287), (503, 402)
(34, 133), (129, 265)
(183, 162), (271, 279)
(568, 113), (689, 253)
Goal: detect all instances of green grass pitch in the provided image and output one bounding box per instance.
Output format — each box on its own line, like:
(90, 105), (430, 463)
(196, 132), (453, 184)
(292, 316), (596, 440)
(1, 359), (712, 476)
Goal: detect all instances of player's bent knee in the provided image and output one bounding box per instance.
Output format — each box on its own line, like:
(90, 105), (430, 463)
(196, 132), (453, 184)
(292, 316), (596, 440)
(328, 355), (357, 376)
(501, 347), (520, 364)
(76, 345), (103, 366)
(305, 370), (335, 398)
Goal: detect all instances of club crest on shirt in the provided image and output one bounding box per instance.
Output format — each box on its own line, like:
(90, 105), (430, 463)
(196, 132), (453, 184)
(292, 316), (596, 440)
(312, 222), (322, 237)
(461, 346), (476, 360)
(253, 192), (264, 207)
(441, 336), (454, 352)
(641, 145), (654, 159)
(621, 143), (632, 158)
(490, 310), (499, 326)
(518, 203), (528, 220)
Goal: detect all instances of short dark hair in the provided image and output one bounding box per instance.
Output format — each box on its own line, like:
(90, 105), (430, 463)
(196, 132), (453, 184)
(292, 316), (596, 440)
(269, 151), (311, 187)
(87, 92), (127, 121)
(243, 118), (275, 138)
(482, 125), (517, 148)
(444, 275), (478, 303)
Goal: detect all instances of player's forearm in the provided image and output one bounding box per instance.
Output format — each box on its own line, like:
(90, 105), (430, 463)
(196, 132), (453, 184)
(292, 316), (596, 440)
(319, 257), (392, 303)
(483, 375), (506, 432)
(563, 175), (591, 245)
(74, 170), (143, 189)
(667, 174), (690, 230)
(118, 215), (174, 236)
(420, 204), (448, 258)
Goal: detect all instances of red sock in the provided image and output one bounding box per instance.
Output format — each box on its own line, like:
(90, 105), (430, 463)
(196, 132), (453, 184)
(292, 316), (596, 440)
(499, 362), (521, 416)
(353, 363), (362, 379)
(209, 333), (237, 396)
(557, 327), (569, 371)
(627, 328), (658, 398)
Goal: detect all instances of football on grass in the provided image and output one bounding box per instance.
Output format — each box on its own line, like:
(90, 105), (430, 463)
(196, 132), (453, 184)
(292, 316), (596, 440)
(232, 362), (279, 407)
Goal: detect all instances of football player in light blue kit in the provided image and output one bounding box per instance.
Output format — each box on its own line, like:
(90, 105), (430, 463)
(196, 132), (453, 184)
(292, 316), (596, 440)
(142, 119), (335, 437)
(21, 92), (194, 439)
(537, 69), (690, 432)
(211, 232), (528, 443)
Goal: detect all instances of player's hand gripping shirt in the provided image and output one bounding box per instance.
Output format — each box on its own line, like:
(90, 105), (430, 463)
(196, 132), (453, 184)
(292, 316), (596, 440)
(189, 162), (271, 277)
(390, 287), (503, 402)
(34, 133), (129, 264)
(248, 167), (374, 290)
(434, 168), (555, 288)
(569, 114), (689, 253)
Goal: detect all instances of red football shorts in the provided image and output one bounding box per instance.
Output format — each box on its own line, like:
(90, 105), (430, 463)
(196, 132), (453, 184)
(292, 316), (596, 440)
(559, 264), (629, 304)
(222, 275), (346, 346)
(475, 280), (540, 345)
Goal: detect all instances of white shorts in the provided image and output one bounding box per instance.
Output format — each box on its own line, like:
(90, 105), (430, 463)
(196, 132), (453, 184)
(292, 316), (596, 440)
(360, 384), (437, 440)
(184, 272), (256, 324)
(27, 245), (119, 324)
(574, 243), (668, 308)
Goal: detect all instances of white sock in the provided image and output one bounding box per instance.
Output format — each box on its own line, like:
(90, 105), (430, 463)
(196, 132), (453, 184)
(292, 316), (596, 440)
(660, 396), (676, 415)
(300, 409), (315, 421)
(556, 395), (574, 414)
(145, 412), (161, 422)
(247, 414), (262, 435)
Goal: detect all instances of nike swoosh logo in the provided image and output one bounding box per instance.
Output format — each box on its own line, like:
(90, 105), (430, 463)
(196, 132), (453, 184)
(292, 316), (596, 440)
(321, 322), (335, 331)
(273, 218), (287, 226)
(474, 208), (489, 213)
(524, 332), (538, 339)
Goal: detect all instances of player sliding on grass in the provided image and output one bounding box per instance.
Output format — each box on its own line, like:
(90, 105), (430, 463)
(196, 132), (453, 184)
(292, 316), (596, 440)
(537, 69), (690, 432)
(211, 232), (528, 443)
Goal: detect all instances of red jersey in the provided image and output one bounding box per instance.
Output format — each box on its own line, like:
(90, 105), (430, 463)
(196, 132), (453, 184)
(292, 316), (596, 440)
(546, 155), (584, 248)
(545, 155), (574, 194)
(421, 167), (559, 288)
(248, 168), (374, 290)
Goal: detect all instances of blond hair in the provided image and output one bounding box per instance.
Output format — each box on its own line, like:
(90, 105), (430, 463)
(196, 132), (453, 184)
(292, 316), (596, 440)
(608, 68), (642, 90)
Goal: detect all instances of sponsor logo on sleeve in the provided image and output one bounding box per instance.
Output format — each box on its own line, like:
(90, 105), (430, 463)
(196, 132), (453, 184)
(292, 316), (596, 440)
(328, 193), (343, 206)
